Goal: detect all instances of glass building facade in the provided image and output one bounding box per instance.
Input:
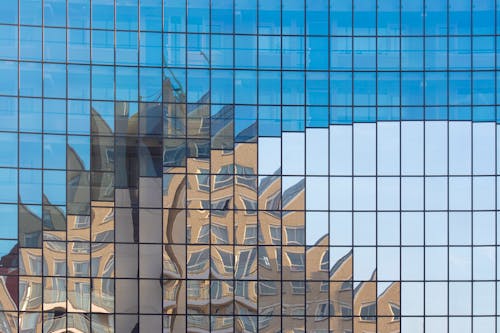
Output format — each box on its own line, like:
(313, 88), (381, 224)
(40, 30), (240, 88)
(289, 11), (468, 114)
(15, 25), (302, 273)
(0, 0), (498, 332)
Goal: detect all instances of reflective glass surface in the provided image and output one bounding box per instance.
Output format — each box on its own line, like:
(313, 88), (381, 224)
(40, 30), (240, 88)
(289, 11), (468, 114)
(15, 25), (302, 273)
(0, 0), (499, 332)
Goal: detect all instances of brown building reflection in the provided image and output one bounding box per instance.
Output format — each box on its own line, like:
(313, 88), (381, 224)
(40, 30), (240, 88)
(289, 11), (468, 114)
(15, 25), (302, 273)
(0, 78), (399, 333)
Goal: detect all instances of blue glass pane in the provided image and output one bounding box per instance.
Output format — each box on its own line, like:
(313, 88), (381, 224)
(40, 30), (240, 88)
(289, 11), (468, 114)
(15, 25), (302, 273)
(164, 0), (186, 32)
(20, 0), (41, 25)
(0, 25), (18, 60)
(92, 30), (114, 65)
(44, 99), (67, 134)
(68, 135), (90, 170)
(0, 3), (17, 23)
(235, 71), (256, 105)
(283, 0), (304, 35)
(140, 0), (162, 31)
(401, 0), (423, 35)
(0, 61), (18, 96)
(43, 64), (66, 98)
(235, 105), (257, 142)
(306, 0), (328, 35)
(235, 36), (256, 69)
(20, 169), (42, 204)
(377, 107), (400, 121)
(331, 72), (352, 106)
(258, 1), (280, 35)
(164, 33), (185, 67)
(211, 0), (233, 33)
(92, 66), (114, 100)
(140, 32), (162, 66)
(425, 0), (447, 35)
(306, 107), (329, 128)
(116, 0), (138, 30)
(139, 67), (162, 102)
(449, 0), (470, 35)
(0, 97), (18, 132)
(402, 72), (423, 106)
(331, 107), (352, 124)
(282, 71), (304, 105)
(20, 62), (42, 97)
(331, 37), (352, 70)
(20, 26), (42, 61)
(43, 170), (66, 205)
(283, 106), (305, 131)
(0, 133), (18, 168)
(473, 0), (495, 34)
(68, 100), (90, 135)
(354, 0), (376, 35)
(44, 135), (67, 170)
(473, 107), (495, 122)
(307, 37), (328, 70)
(20, 98), (42, 133)
(401, 107), (423, 120)
(44, 0), (66, 26)
(211, 70), (233, 104)
(68, 0), (91, 28)
(449, 106), (471, 121)
(425, 107), (447, 120)
(0, 205), (18, 239)
(235, 0), (256, 34)
(378, 0), (400, 35)
(354, 107), (376, 122)
(68, 29), (90, 63)
(259, 71), (280, 105)
(258, 106), (281, 136)
(188, 0), (210, 33)
(331, 0), (352, 35)
(68, 65), (91, 99)
(0, 169), (17, 203)
(92, 0), (114, 29)
(306, 72), (328, 106)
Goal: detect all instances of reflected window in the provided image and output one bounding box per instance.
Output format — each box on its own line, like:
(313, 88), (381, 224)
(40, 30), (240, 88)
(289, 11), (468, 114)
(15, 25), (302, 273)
(243, 224), (264, 245)
(285, 226), (305, 245)
(187, 248), (209, 272)
(290, 281), (306, 294)
(197, 224), (209, 243)
(360, 302), (376, 321)
(286, 252), (305, 271)
(235, 248), (256, 278)
(266, 191), (281, 211)
(341, 305), (353, 318)
(54, 260), (66, 276)
(340, 280), (353, 291)
(212, 224), (229, 244)
(259, 281), (278, 295)
(74, 216), (90, 229)
(196, 168), (210, 192)
(269, 225), (281, 244)
(73, 261), (89, 276)
(320, 281), (328, 293)
(216, 249), (233, 273)
(258, 246), (271, 269)
(320, 250), (329, 271)
(241, 196), (257, 215)
(235, 165), (256, 189)
(315, 302), (334, 320)
(290, 306), (306, 318)
(214, 164), (233, 189)
(390, 303), (400, 321)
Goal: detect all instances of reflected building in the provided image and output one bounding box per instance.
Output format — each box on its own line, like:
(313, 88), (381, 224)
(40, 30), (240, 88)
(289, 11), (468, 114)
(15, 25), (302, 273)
(0, 0), (498, 332)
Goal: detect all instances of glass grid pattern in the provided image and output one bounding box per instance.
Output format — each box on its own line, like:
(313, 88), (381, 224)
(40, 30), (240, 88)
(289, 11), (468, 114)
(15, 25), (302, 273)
(0, 0), (498, 332)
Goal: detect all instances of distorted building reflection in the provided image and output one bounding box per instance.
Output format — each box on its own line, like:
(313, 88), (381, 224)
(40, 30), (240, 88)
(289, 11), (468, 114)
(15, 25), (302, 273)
(0, 77), (401, 333)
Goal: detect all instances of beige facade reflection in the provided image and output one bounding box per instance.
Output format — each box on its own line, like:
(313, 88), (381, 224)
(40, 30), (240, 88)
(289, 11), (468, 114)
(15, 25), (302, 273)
(0, 79), (400, 333)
